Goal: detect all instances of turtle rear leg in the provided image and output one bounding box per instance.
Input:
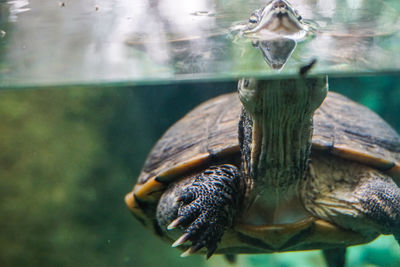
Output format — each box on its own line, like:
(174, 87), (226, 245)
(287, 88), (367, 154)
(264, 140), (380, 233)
(322, 247), (346, 267)
(156, 164), (245, 258)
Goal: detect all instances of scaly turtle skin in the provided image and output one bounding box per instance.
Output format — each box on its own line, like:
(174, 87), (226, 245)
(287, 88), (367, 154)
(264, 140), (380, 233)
(125, 1), (400, 266)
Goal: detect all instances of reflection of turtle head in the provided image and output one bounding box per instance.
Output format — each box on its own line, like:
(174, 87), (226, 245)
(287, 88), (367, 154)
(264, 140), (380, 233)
(246, 0), (305, 36)
(253, 38), (296, 70)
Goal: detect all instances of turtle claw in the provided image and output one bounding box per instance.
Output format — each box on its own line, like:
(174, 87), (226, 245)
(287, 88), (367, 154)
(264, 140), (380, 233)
(180, 242), (215, 258)
(171, 233), (190, 248)
(167, 216), (185, 230)
(180, 246), (197, 258)
(206, 247), (217, 259)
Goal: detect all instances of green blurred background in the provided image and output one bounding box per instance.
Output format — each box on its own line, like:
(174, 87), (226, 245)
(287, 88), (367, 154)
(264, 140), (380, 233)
(0, 76), (399, 267)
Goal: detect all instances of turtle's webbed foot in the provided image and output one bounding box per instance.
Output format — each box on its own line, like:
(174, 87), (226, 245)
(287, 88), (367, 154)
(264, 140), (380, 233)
(167, 164), (242, 258)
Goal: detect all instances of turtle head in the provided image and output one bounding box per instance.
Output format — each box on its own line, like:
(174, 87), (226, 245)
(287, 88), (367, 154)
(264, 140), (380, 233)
(246, 0), (306, 36)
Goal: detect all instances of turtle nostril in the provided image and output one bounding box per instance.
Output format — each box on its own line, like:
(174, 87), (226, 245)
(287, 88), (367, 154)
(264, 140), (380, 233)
(273, 1), (286, 9)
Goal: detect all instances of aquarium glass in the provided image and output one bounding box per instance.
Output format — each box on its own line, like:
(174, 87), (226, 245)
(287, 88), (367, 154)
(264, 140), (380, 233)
(0, 0), (399, 267)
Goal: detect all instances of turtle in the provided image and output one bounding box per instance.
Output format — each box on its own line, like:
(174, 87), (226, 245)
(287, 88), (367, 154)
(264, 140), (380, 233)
(125, 1), (400, 266)
(125, 84), (400, 264)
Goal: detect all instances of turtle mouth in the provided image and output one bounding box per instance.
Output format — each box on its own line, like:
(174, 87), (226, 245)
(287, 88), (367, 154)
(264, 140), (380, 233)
(245, 0), (305, 37)
(260, 10), (302, 34)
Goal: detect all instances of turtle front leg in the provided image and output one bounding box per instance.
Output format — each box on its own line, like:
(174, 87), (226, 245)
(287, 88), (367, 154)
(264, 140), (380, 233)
(156, 164), (245, 258)
(357, 177), (400, 242)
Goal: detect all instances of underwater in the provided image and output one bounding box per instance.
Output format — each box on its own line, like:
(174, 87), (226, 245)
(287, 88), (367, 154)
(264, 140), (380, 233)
(1, 0), (400, 266)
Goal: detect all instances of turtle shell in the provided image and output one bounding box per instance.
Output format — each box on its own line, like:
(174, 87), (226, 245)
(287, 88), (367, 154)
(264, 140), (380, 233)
(125, 91), (400, 251)
(313, 92), (400, 178)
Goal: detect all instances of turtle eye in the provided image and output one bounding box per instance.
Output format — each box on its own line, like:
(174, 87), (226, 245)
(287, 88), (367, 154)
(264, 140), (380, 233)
(297, 15), (302, 20)
(249, 16), (258, 24)
(243, 79), (250, 87)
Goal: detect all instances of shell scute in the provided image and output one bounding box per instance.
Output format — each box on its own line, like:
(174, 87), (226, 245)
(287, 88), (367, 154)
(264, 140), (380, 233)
(314, 92), (400, 178)
(137, 93), (242, 186)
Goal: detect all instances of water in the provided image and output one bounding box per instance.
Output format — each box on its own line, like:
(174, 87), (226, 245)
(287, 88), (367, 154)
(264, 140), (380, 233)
(0, 76), (399, 267)
(1, 0), (400, 88)
(0, 0), (400, 266)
